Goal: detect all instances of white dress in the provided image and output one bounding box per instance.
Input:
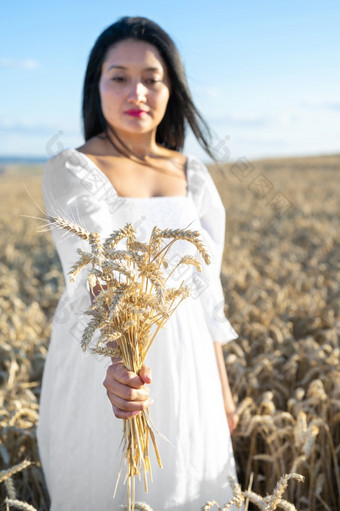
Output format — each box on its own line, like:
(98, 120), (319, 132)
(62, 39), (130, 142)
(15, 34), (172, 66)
(37, 148), (239, 511)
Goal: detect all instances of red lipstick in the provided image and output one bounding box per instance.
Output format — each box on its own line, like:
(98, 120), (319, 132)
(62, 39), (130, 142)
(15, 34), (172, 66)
(124, 109), (147, 117)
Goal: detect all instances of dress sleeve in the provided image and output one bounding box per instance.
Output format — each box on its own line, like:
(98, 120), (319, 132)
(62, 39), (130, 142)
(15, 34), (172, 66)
(189, 156), (239, 344)
(42, 149), (114, 312)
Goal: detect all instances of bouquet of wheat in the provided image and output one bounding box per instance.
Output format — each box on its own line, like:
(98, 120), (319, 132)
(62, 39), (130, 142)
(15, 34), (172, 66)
(47, 217), (210, 510)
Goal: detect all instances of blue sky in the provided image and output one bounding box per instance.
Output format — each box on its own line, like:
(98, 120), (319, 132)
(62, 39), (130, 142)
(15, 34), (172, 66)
(1, 0), (339, 163)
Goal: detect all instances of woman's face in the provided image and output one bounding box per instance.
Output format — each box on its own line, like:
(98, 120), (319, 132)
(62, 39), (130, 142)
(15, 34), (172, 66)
(98, 39), (171, 138)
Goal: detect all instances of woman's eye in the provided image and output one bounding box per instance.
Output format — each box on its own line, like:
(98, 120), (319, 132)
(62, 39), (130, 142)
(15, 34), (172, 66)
(146, 79), (160, 85)
(111, 77), (161, 85)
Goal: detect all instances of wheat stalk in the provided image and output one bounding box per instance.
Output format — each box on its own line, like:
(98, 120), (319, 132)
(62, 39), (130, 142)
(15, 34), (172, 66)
(47, 215), (90, 240)
(4, 499), (37, 511)
(0, 459), (37, 511)
(47, 218), (210, 511)
(201, 473), (304, 511)
(0, 461), (32, 485)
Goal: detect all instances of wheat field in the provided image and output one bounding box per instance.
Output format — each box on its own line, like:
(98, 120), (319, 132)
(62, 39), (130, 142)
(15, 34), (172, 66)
(0, 154), (339, 510)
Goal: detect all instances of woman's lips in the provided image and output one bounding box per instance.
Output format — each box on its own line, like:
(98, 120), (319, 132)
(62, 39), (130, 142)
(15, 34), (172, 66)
(124, 110), (148, 117)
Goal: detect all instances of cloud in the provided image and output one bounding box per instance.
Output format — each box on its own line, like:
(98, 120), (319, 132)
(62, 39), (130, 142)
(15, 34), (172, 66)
(276, 113), (301, 125)
(0, 58), (39, 69)
(302, 97), (340, 110)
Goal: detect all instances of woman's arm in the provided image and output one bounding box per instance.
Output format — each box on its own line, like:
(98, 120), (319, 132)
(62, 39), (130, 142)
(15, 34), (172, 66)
(214, 341), (239, 434)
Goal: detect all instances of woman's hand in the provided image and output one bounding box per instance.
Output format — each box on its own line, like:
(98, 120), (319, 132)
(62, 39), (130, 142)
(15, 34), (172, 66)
(213, 342), (240, 435)
(225, 409), (239, 435)
(103, 362), (153, 419)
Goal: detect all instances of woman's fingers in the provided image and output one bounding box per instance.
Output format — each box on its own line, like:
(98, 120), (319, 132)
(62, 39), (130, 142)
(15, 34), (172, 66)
(111, 407), (140, 420)
(139, 364), (152, 384)
(107, 390), (154, 413)
(105, 362), (145, 389)
(103, 362), (153, 419)
(110, 379), (149, 402)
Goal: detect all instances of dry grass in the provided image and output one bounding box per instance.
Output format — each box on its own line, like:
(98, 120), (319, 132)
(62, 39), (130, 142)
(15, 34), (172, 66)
(0, 154), (339, 510)
(201, 472), (305, 510)
(214, 154), (340, 510)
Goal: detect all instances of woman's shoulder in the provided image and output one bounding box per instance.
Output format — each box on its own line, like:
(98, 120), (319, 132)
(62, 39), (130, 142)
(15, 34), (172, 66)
(44, 144), (100, 175)
(44, 147), (78, 169)
(42, 147), (97, 194)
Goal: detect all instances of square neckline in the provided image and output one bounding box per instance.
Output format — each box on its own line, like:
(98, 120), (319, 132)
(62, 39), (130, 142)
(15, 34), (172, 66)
(70, 148), (191, 201)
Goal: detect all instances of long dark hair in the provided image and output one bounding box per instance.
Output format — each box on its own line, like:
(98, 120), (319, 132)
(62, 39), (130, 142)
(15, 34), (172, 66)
(81, 16), (216, 161)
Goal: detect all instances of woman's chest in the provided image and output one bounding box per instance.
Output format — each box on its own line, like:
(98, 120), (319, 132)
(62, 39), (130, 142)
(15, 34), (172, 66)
(90, 155), (187, 199)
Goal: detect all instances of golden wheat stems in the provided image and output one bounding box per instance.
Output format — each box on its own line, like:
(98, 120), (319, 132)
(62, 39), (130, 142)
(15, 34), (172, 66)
(200, 473), (305, 511)
(134, 503), (154, 511)
(146, 287), (189, 352)
(4, 499), (37, 511)
(122, 503), (154, 511)
(0, 461), (32, 485)
(323, 424), (340, 498)
(127, 475), (132, 511)
(201, 501), (220, 510)
(132, 472), (136, 511)
(268, 473), (304, 509)
(5, 162), (338, 510)
(164, 256), (202, 283)
(1, 464), (37, 510)
(244, 472), (254, 511)
(4, 478), (16, 499)
(47, 215), (90, 241)
(43, 218), (210, 509)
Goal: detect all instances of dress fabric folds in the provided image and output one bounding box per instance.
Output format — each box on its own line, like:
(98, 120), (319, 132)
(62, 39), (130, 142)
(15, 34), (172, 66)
(37, 148), (239, 510)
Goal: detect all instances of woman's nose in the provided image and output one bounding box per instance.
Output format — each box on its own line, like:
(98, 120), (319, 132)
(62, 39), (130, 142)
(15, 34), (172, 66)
(127, 81), (147, 102)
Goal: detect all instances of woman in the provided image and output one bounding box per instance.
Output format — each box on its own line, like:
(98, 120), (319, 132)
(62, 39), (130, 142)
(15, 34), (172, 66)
(38, 16), (240, 510)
